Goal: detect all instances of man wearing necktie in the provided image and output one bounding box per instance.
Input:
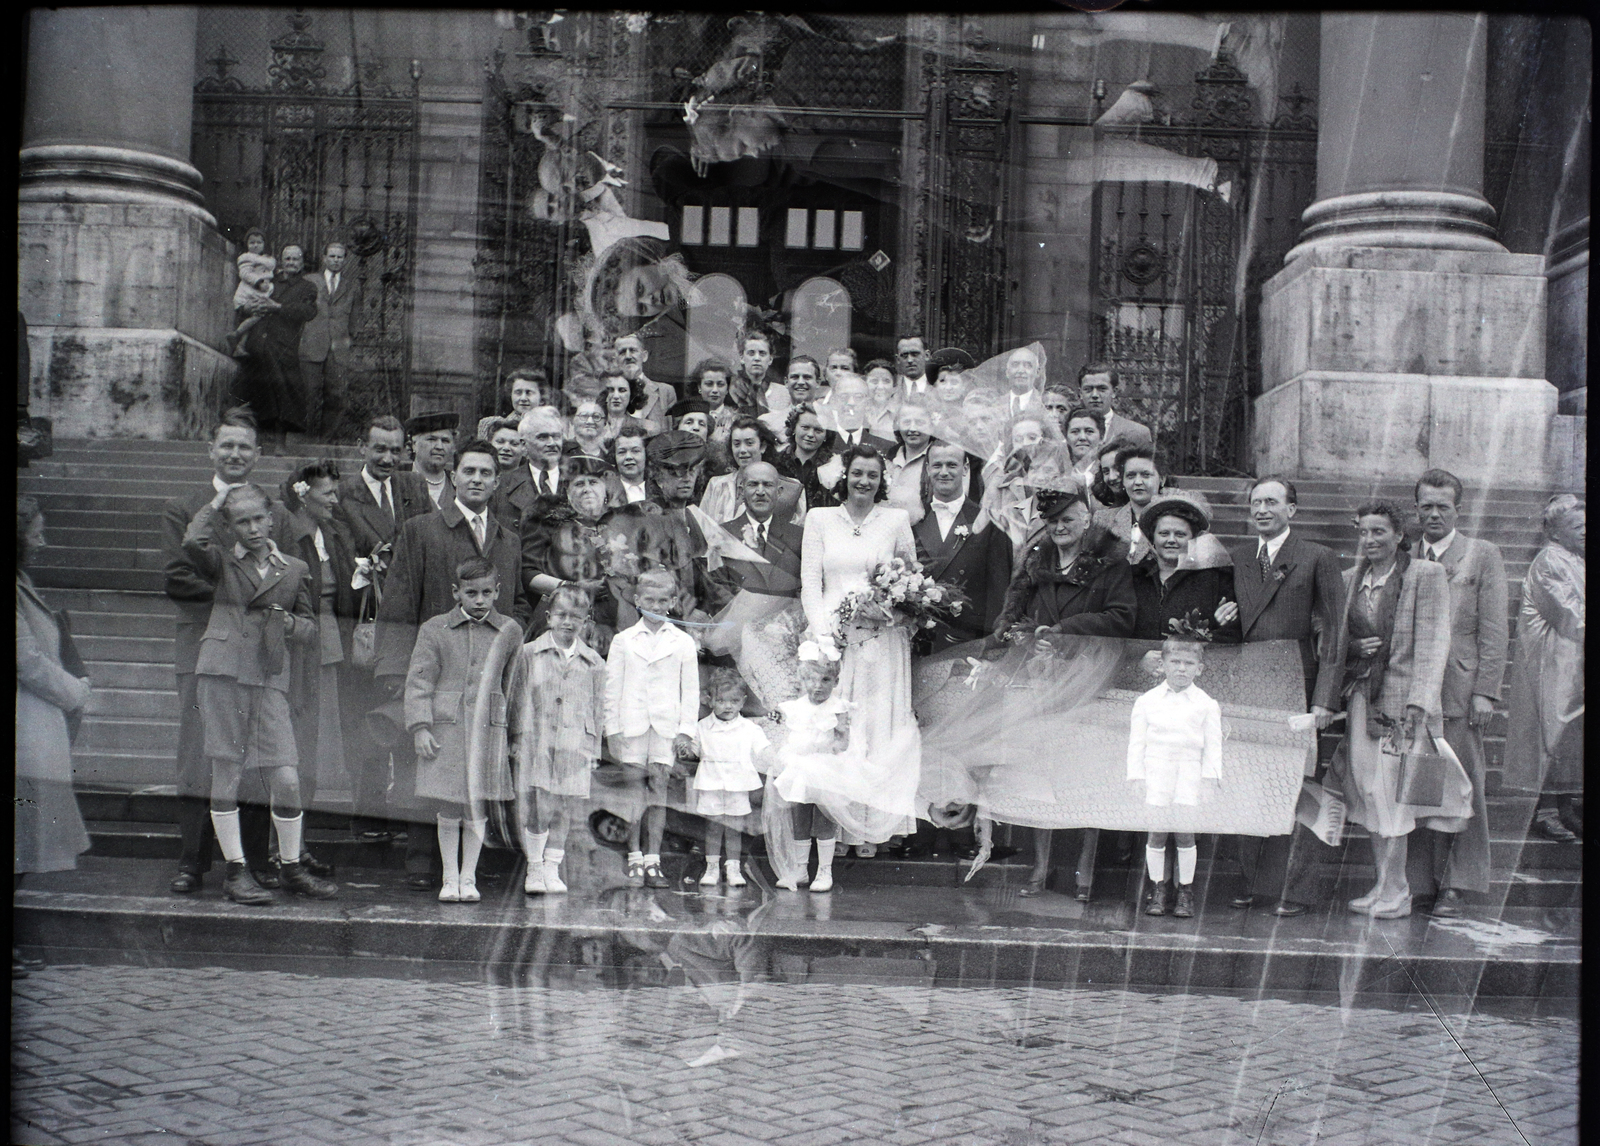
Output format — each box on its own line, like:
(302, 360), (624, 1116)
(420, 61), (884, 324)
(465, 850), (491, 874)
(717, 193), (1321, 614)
(299, 241), (362, 440)
(713, 461), (804, 605)
(374, 438), (531, 891)
(910, 441), (1012, 654)
(1223, 475), (1346, 917)
(1407, 468), (1508, 914)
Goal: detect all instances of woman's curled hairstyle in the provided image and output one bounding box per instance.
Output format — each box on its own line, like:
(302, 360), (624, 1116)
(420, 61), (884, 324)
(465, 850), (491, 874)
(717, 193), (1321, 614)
(1355, 500), (1413, 551)
(836, 442), (891, 503)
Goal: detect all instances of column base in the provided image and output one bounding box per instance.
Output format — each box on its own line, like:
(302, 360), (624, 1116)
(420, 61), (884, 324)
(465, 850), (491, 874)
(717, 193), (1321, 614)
(20, 144), (215, 226)
(1284, 191), (1506, 261)
(1253, 371), (1560, 488)
(26, 327), (238, 441)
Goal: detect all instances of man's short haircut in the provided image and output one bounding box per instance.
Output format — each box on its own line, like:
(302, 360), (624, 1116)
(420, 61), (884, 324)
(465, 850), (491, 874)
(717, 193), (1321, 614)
(827, 346), (858, 368)
(323, 241), (347, 256)
(518, 406), (566, 435)
(1414, 468), (1464, 506)
(366, 414), (404, 439)
(636, 567), (679, 596)
(926, 438), (969, 465)
(546, 582), (593, 616)
(212, 405), (259, 441)
(895, 402), (933, 429)
(742, 333), (771, 352)
(1162, 636), (1206, 659)
(787, 354), (821, 377)
(613, 333), (644, 350)
(221, 484), (271, 519)
(455, 438), (499, 470)
(1249, 474), (1298, 505)
(281, 243), (304, 259)
(896, 334), (927, 350)
(1077, 361), (1120, 388)
(612, 418), (652, 448)
(454, 555), (498, 585)
(1116, 444), (1158, 474)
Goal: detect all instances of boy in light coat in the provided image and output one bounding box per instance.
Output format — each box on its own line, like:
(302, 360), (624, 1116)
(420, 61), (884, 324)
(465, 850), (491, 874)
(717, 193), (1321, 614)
(606, 568), (700, 889)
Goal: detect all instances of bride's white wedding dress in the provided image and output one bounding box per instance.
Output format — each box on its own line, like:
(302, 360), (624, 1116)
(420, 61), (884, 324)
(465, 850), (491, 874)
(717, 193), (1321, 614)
(791, 504), (923, 842)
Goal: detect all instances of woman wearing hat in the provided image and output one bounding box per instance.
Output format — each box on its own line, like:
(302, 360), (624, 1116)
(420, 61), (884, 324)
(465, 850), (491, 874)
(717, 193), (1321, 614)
(1129, 491), (1241, 643)
(523, 454), (622, 651)
(991, 482), (1135, 898)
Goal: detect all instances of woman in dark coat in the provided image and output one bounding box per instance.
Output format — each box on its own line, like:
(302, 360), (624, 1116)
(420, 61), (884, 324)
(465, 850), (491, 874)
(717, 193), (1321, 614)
(280, 462), (359, 873)
(1129, 491), (1241, 643)
(991, 483), (1135, 899)
(773, 403), (843, 511)
(237, 247), (319, 445)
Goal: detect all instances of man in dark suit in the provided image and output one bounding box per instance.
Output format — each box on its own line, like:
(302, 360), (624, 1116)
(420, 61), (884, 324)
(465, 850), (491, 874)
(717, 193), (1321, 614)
(912, 441), (1012, 652)
(332, 413), (435, 839)
(161, 407), (287, 895)
(236, 245), (319, 451)
(494, 405), (566, 540)
(299, 241), (362, 439)
(1224, 475), (1346, 916)
(1408, 468), (1509, 913)
(1077, 362), (1154, 453)
(374, 439), (532, 888)
(717, 461), (803, 599)
(824, 371), (897, 455)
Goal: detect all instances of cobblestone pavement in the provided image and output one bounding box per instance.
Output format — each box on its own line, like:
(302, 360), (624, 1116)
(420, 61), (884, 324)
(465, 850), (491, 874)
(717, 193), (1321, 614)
(11, 965), (1576, 1146)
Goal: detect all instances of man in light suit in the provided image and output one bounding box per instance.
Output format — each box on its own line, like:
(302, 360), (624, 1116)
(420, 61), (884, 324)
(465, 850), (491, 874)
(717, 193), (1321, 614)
(1077, 362), (1153, 452)
(161, 407), (289, 895)
(300, 242), (362, 439)
(1407, 468), (1508, 916)
(911, 441), (1012, 653)
(1002, 346), (1045, 418)
(333, 413), (435, 840)
(1224, 475), (1346, 916)
(615, 334), (678, 426)
(374, 440), (531, 888)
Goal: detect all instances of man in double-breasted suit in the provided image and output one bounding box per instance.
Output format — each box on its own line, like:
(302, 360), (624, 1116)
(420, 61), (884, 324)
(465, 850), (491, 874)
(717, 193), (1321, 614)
(1224, 475), (1346, 916)
(333, 414), (436, 840)
(1406, 469), (1508, 917)
(374, 440), (531, 888)
(299, 242), (363, 439)
(912, 441), (1012, 653)
(161, 410), (290, 895)
(706, 461), (804, 610)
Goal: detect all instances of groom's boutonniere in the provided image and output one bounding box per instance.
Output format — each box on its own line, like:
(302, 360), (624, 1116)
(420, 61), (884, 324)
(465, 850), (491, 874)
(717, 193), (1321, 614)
(952, 524), (971, 540)
(1272, 565), (1288, 584)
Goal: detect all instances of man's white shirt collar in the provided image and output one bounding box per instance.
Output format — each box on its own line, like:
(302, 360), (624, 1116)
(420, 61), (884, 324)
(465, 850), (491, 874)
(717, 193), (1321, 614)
(1424, 530), (1458, 561)
(1258, 528), (1291, 563)
(362, 468), (390, 503)
(620, 476), (647, 502)
(454, 499), (487, 535)
(213, 474), (245, 496)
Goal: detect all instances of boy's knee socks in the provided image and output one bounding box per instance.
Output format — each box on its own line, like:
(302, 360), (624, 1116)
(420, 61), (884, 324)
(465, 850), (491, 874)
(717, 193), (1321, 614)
(461, 819), (486, 878)
(271, 812), (304, 862)
(210, 809), (245, 864)
(437, 815), (462, 883)
(1176, 845), (1198, 885)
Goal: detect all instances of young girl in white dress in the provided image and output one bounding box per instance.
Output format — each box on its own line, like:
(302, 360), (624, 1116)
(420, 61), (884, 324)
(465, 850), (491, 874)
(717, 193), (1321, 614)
(796, 444), (924, 851)
(771, 642), (856, 891)
(1127, 637), (1223, 919)
(692, 669), (772, 888)
(230, 228), (276, 358)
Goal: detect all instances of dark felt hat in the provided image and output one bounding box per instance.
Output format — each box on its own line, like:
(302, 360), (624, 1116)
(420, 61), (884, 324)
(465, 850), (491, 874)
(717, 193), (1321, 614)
(667, 397), (712, 419)
(404, 411), (459, 436)
(928, 347), (977, 376)
(1139, 491), (1213, 541)
(562, 453), (615, 480)
(646, 430), (706, 467)
(1035, 479), (1090, 522)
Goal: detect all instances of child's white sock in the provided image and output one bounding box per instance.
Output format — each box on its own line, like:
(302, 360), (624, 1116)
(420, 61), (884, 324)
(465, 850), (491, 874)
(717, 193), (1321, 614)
(272, 813), (303, 862)
(814, 841), (835, 878)
(1176, 845), (1198, 886)
(543, 847), (564, 867)
(643, 853), (661, 869)
(211, 809), (245, 863)
(1145, 846), (1167, 882)
(523, 830), (549, 862)
(461, 820), (487, 881)
(437, 815), (462, 885)
(627, 850), (644, 866)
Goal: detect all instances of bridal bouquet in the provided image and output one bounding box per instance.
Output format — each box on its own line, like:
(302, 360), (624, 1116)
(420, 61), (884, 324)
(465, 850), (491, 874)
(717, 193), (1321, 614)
(830, 558), (969, 649)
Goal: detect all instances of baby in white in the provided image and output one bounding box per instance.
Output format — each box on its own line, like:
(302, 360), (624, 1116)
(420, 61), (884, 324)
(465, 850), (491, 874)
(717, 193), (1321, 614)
(692, 669), (771, 888)
(1128, 637), (1222, 918)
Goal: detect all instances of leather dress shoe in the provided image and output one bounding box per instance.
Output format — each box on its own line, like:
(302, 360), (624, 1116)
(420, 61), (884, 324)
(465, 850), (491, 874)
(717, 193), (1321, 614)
(1229, 893), (1262, 910)
(1533, 812), (1579, 843)
(406, 873), (436, 892)
(252, 866), (282, 890)
(1271, 900), (1309, 917)
(297, 851), (334, 878)
(280, 861), (338, 900)
(1429, 888), (1465, 918)
(170, 870), (202, 894)
(223, 862), (275, 906)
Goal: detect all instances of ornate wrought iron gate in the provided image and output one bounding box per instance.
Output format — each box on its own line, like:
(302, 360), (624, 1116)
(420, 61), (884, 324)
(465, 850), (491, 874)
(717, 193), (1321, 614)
(1089, 54), (1316, 475)
(191, 11), (421, 426)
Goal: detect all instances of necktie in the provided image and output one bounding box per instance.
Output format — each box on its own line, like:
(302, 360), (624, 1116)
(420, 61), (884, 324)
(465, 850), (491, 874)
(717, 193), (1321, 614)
(758, 522), (768, 553)
(378, 480), (394, 527)
(471, 513), (486, 549)
(1259, 545), (1272, 581)
(546, 469), (558, 496)
(330, 273), (339, 296)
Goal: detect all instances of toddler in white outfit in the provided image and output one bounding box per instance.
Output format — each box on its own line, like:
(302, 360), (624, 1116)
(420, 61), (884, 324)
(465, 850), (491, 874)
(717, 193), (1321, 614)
(1128, 637), (1222, 918)
(692, 668), (772, 888)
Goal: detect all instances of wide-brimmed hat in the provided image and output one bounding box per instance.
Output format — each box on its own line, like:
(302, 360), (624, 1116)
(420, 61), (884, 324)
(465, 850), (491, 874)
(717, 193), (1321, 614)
(1036, 478), (1091, 522)
(646, 430), (706, 467)
(1139, 489), (1213, 542)
(562, 453), (615, 480)
(404, 411), (459, 436)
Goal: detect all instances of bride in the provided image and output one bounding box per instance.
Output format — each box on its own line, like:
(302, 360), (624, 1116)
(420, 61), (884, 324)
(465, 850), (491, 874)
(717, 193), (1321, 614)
(793, 443), (923, 851)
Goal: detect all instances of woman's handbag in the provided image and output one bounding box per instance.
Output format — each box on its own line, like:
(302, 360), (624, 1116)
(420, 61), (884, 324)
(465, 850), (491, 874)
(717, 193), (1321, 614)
(1395, 732), (1450, 809)
(351, 583), (380, 669)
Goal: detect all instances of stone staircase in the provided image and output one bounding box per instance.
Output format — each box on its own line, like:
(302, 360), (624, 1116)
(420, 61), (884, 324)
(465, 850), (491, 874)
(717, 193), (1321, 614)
(17, 442), (1579, 914)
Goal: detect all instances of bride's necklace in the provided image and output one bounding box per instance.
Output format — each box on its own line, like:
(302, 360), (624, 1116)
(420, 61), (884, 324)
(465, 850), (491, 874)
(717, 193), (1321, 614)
(846, 503), (875, 536)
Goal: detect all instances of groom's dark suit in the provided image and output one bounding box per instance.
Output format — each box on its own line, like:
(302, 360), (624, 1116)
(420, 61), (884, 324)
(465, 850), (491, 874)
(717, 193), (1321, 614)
(911, 498), (1012, 652)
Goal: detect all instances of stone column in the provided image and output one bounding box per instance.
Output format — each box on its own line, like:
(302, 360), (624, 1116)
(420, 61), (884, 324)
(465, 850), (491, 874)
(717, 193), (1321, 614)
(1256, 13), (1558, 488)
(20, 7), (236, 440)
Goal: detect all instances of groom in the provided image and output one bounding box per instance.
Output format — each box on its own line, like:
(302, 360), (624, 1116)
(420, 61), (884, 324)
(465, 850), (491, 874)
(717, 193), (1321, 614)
(911, 441), (1012, 654)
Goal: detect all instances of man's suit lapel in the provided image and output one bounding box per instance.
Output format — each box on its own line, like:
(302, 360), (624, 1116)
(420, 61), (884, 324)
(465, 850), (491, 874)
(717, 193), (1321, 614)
(925, 501), (979, 582)
(1242, 533), (1297, 632)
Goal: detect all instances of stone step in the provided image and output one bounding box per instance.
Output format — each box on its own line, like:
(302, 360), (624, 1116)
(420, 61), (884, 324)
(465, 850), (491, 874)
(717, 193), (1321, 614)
(14, 856), (1579, 999)
(31, 545), (166, 571)
(71, 752), (176, 789)
(36, 588), (175, 615)
(67, 610), (174, 638)
(80, 660), (178, 690)
(75, 717), (179, 752)
(32, 509), (167, 534)
(71, 634), (175, 663)
(29, 565), (165, 593)
(83, 687), (178, 719)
